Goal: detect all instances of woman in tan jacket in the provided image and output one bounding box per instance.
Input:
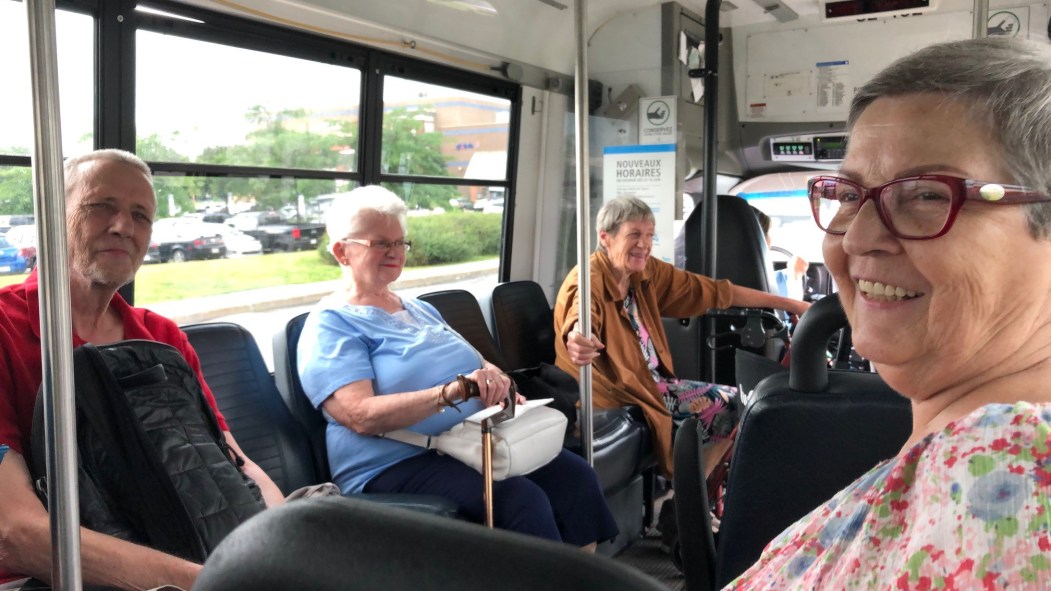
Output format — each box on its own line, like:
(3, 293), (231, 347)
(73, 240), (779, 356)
(554, 196), (809, 477)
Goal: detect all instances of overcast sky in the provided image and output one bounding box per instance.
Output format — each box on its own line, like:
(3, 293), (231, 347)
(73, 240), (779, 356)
(3, 4), (499, 159)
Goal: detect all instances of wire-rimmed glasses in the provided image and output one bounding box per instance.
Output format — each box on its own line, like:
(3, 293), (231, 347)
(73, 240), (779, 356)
(342, 238), (413, 252)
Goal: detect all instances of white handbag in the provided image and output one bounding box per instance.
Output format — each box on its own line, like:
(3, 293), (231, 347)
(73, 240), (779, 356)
(385, 397), (567, 481)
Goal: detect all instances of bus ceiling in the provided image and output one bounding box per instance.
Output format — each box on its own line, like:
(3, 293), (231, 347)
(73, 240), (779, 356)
(188, 0), (1024, 178)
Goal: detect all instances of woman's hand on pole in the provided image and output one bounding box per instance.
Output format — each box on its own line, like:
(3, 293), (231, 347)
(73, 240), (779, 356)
(567, 321), (604, 366)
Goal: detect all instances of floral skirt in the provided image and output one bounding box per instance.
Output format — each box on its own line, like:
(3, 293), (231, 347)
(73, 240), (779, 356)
(657, 378), (739, 442)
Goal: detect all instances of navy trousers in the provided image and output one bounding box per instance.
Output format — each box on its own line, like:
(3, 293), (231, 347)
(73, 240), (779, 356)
(364, 449), (618, 546)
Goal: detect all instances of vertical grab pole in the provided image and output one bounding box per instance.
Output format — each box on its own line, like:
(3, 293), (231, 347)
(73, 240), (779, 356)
(972, 0), (988, 38)
(701, 0), (722, 384)
(26, 1), (80, 589)
(573, 0), (594, 466)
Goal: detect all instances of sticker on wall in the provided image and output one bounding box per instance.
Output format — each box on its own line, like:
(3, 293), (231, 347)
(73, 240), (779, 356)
(988, 9), (1025, 37)
(638, 97), (677, 145)
(815, 61), (852, 111)
(763, 70), (811, 99)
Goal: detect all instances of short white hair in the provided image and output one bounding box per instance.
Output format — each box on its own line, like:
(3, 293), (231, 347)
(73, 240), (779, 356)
(325, 185), (408, 255)
(65, 149), (154, 203)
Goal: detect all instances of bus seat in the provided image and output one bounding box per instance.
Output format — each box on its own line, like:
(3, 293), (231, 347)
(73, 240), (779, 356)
(417, 289), (511, 370)
(663, 316), (702, 381)
(193, 496), (671, 591)
(271, 312), (460, 517)
(490, 280), (556, 368)
(683, 194), (770, 290)
(676, 194), (778, 386)
(711, 294), (912, 587)
(672, 417), (717, 591)
(272, 313), (331, 481)
(183, 322), (322, 495)
(421, 284), (654, 554)
(486, 280), (656, 477)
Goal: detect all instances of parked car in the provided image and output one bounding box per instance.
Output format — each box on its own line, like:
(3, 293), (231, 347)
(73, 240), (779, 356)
(4, 225), (37, 271)
(482, 197), (505, 214)
(0, 214), (35, 235)
(144, 240), (162, 264)
(150, 218), (227, 263)
(225, 210), (325, 253)
(0, 235), (28, 275)
(199, 222), (263, 256)
(201, 212), (230, 224)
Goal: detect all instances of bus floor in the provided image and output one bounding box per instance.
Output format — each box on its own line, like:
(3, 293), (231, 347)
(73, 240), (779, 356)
(615, 492), (685, 590)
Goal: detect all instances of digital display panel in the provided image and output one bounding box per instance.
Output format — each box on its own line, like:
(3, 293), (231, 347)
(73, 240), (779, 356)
(814, 135), (848, 160)
(772, 142), (813, 157)
(825, 0), (929, 18)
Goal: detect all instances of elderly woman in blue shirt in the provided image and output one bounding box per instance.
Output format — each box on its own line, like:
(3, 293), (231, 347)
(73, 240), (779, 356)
(297, 185), (617, 548)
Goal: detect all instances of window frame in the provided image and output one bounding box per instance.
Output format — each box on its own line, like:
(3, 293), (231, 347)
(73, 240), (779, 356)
(8, 0), (522, 302)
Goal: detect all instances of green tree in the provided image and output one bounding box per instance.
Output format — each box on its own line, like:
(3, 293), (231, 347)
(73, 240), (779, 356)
(137, 133), (190, 163)
(381, 106), (455, 210)
(136, 104), (458, 217)
(0, 166), (33, 215)
(136, 134), (205, 217)
(202, 106), (355, 213)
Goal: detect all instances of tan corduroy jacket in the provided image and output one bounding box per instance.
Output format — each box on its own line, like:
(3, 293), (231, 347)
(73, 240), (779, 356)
(553, 251), (733, 477)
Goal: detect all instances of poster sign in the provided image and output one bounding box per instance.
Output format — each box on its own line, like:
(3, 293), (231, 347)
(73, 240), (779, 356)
(602, 144), (676, 263)
(638, 96), (677, 145)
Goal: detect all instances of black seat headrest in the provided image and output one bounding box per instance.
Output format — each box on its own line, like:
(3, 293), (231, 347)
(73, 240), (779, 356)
(194, 496), (669, 591)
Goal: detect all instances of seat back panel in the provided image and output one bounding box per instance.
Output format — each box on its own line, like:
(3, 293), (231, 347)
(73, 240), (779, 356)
(184, 322), (322, 495)
(491, 280), (556, 369)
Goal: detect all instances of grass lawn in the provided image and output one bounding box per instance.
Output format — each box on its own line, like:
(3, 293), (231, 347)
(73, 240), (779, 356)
(134, 251), (342, 305)
(0, 252), (497, 305)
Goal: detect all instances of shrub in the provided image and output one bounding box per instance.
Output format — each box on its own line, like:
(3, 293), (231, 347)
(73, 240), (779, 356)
(317, 232), (337, 265)
(460, 213), (502, 256)
(316, 211), (502, 266)
(407, 212), (503, 265)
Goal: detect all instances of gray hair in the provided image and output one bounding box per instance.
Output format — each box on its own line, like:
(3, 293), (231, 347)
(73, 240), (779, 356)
(64, 149), (153, 198)
(848, 37), (1051, 238)
(325, 185), (408, 255)
(596, 196), (655, 252)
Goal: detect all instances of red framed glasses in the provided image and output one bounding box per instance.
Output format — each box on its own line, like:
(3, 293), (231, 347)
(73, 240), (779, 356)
(808, 174), (1051, 240)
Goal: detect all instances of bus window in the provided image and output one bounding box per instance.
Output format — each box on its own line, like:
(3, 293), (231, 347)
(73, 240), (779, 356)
(136, 31), (361, 171)
(732, 171), (825, 265)
(381, 77), (510, 182)
(119, 15), (515, 356)
(0, 4), (93, 158)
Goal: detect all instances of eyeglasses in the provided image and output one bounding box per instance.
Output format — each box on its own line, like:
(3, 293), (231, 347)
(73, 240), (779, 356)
(809, 174), (1051, 240)
(342, 238), (413, 252)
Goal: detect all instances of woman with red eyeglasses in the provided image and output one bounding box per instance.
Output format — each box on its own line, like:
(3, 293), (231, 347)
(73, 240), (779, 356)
(728, 37), (1051, 589)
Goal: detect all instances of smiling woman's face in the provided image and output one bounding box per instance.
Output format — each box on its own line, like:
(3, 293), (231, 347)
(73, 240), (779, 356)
(336, 210), (407, 289)
(824, 94), (1051, 397)
(600, 218), (654, 279)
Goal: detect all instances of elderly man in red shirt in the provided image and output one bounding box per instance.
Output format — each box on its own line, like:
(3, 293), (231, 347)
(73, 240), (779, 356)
(0, 149), (284, 591)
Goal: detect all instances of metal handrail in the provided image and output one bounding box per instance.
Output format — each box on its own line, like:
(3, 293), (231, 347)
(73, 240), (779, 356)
(25, 0), (80, 589)
(972, 0), (989, 38)
(701, 0), (722, 384)
(573, 0), (593, 465)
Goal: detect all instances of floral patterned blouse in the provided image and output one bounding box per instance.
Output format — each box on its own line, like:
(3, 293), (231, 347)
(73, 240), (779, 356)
(623, 288), (738, 442)
(726, 401), (1051, 590)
